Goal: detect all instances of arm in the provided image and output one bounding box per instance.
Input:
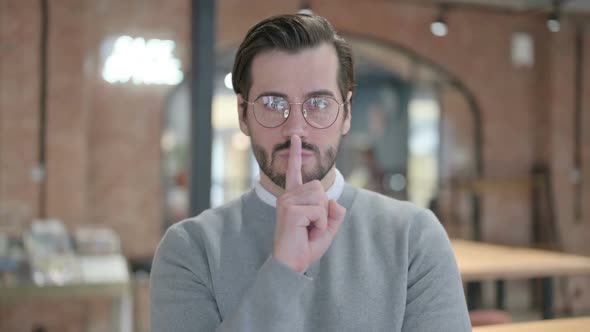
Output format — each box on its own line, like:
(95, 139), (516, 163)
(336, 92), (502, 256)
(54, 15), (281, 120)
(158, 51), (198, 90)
(150, 223), (312, 332)
(150, 224), (220, 331)
(401, 210), (472, 332)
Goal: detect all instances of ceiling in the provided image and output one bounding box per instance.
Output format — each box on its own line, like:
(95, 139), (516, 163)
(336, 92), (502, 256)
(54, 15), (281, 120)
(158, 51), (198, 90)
(407, 0), (590, 14)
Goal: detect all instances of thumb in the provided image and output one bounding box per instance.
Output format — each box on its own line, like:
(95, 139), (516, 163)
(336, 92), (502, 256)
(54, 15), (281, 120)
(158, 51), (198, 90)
(327, 200), (346, 233)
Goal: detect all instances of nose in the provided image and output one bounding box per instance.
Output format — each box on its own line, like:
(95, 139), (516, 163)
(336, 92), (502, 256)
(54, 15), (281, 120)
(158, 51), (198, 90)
(280, 105), (309, 139)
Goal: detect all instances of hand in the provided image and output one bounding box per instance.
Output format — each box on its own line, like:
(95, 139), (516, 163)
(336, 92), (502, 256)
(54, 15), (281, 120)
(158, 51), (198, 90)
(273, 135), (346, 273)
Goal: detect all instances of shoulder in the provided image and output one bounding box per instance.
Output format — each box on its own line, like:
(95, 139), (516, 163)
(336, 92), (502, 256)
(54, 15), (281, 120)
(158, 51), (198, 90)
(157, 194), (245, 256)
(346, 185), (434, 227)
(352, 187), (422, 215)
(347, 187), (454, 264)
(167, 195), (244, 244)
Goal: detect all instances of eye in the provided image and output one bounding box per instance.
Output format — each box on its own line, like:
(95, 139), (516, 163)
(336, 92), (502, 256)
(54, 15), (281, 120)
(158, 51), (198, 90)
(308, 97), (329, 110)
(261, 96), (288, 111)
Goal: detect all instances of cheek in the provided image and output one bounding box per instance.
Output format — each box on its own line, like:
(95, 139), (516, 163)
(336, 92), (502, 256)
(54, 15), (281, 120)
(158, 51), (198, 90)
(315, 128), (341, 146)
(250, 129), (280, 150)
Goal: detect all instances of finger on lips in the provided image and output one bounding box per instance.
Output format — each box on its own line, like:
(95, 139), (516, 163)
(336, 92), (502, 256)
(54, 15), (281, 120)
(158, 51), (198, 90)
(285, 135), (303, 191)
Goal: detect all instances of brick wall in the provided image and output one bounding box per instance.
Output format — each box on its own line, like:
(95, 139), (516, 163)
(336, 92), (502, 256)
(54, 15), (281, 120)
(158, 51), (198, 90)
(1, 0), (589, 329)
(0, 0), (42, 233)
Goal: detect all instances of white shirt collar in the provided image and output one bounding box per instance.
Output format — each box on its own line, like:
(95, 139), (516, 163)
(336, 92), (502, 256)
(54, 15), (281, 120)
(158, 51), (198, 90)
(254, 169), (345, 208)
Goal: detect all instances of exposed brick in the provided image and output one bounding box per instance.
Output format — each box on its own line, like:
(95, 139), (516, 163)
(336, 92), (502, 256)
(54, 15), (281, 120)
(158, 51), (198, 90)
(1, 0), (590, 328)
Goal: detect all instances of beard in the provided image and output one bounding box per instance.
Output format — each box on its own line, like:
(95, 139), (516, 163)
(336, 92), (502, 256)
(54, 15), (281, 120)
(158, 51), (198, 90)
(252, 138), (339, 189)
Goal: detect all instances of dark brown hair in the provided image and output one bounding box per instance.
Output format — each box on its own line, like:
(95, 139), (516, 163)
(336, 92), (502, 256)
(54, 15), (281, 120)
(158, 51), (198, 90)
(232, 14), (354, 116)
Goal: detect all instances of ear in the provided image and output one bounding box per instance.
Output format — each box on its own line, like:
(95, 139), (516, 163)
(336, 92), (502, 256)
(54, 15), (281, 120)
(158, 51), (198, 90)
(237, 94), (251, 136)
(341, 90), (352, 135)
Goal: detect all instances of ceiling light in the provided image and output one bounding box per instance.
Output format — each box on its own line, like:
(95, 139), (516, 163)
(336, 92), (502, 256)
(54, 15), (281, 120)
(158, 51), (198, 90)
(431, 5), (449, 37)
(431, 19), (448, 37)
(547, 13), (560, 32)
(547, 0), (561, 33)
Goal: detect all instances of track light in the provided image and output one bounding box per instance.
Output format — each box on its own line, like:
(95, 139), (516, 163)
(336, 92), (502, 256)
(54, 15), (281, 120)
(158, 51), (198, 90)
(547, 0), (561, 32)
(431, 5), (448, 37)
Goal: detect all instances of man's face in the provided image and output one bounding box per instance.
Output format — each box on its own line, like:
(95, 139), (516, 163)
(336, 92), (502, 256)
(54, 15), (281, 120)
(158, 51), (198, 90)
(238, 43), (352, 189)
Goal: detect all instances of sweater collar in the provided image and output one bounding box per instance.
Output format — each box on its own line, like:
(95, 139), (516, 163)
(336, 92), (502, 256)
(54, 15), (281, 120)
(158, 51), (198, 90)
(254, 169), (345, 208)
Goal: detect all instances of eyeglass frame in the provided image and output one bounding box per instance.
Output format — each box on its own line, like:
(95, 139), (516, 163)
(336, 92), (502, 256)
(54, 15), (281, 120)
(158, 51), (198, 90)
(243, 94), (349, 129)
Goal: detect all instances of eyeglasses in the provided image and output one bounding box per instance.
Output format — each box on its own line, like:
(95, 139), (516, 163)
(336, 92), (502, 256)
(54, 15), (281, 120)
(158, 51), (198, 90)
(245, 95), (347, 129)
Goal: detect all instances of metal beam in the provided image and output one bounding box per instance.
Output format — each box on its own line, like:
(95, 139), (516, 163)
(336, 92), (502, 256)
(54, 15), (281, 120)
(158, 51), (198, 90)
(189, 0), (215, 217)
(38, 0), (49, 219)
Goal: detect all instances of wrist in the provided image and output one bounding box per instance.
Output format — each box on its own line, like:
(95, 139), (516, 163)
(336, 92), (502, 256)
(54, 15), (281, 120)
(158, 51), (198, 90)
(272, 253), (307, 274)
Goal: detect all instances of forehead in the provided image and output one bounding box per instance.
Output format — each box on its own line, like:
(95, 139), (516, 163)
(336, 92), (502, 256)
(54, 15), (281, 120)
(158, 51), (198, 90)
(249, 43), (339, 99)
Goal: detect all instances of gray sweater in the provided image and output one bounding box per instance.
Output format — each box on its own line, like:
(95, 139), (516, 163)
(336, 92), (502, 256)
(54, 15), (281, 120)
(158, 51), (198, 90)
(150, 184), (471, 331)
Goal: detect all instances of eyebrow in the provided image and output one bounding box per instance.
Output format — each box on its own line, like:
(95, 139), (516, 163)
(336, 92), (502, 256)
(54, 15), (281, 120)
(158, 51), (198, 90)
(254, 89), (336, 101)
(305, 90), (336, 99)
(254, 91), (289, 100)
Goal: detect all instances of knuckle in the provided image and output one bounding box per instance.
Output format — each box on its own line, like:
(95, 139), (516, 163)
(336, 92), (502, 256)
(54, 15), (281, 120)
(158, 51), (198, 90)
(312, 205), (325, 217)
(311, 180), (323, 190)
(285, 205), (297, 215)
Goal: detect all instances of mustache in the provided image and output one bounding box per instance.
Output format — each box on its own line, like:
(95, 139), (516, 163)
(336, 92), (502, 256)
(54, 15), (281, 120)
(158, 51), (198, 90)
(272, 140), (320, 156)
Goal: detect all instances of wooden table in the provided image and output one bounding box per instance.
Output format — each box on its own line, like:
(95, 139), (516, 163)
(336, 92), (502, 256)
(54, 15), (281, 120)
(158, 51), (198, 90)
(0, 281), (132, 332)
(452, 239), (590, 281)
(451, 239), (590, 319)
(0, 255), (132, 332)
(472, 316), (590, 332)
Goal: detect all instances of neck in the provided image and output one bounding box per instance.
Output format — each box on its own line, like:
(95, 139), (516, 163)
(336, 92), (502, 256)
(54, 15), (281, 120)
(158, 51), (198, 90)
(259, 166), (337, 197)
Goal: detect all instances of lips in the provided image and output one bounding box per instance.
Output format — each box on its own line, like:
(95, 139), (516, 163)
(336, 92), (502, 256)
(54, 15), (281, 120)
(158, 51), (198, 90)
(272, 140), (319, 160)
(277, 151), (314, 159)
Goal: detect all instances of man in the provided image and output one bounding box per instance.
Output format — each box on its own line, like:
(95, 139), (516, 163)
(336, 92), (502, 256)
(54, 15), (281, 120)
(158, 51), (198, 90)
(151, 13), (471, 331)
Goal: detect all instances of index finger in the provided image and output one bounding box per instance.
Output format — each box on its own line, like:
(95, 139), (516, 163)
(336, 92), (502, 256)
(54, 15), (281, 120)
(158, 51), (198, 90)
(285, 135), (302, 190)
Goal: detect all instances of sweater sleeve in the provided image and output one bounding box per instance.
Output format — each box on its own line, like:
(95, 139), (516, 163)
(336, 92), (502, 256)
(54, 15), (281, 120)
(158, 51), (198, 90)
(401, 210), (472, 332)
(150, 223), (312, 332)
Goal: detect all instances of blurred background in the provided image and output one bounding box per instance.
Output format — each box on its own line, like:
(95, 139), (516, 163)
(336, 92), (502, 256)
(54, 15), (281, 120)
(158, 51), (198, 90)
(1, 0), (589, 331)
